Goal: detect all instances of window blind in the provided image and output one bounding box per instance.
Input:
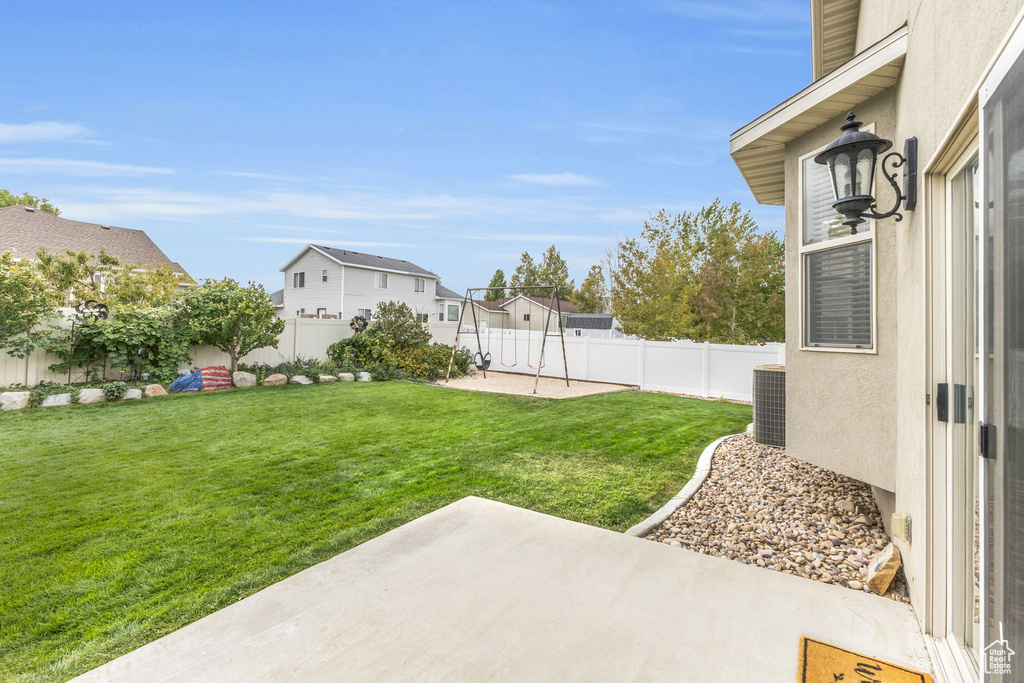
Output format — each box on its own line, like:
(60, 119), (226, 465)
(804, 242), (872, 347)
(802, 156), (862, 245)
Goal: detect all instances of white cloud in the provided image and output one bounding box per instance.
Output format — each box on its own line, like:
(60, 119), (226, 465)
(659, 0), (806, 22)
(0, 121), (93, 144)
(457, 233), (612, 244)
(56, 186), (701, 235)
(221, 170), (305, 183)
(0, 158), (173, 176)
(510, 172), (601, 186)
(242, 237), (421, 248)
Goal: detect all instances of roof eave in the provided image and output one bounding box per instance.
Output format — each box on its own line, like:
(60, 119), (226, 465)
(729, 24), (908, 206)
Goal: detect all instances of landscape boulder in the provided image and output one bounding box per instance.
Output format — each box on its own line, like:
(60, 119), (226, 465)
(289, 375), (314, 385)
(1, 391), (31, 411)
(337, 373), (355, 382)
(144, 384), (168, 397)
(78, 388), (106, 404)
(232, 371), (258, 388)
(357, 372), (372, 382)
(263, 374), (288, 386)
(41, 393), (72, 407)
(319, 375), (338, 383)
(124, 389), (143, 400)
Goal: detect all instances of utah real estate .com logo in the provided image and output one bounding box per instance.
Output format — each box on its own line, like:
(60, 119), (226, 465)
(984, 623), (1015, 676)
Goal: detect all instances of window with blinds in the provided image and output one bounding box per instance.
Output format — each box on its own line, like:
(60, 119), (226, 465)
(801, 152), (874, 349)
(802, 156), (867, 244)
(804, 242), (872, 347)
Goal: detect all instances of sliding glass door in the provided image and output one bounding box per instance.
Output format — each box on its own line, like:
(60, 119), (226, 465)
(980, 26), (1024, 681)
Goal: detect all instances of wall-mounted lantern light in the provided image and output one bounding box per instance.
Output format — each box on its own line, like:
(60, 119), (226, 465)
(814, 112), (917, 232)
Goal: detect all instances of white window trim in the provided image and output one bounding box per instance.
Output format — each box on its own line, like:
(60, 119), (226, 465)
(797, 134), (878, 354)
(321, 269), (328, 282)
(374, 272), (388, 290)
(414, 277), (425, 293)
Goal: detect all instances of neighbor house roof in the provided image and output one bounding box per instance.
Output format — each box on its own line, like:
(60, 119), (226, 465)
(565, 314), (614, 330)
(269, 288), (284, 307)
(0, 204), (191, 277)
(435, 283), (463, 300)
(495, 295), (579, 315)
(280, 244), (437, 278)
(729, 25), (908, 205)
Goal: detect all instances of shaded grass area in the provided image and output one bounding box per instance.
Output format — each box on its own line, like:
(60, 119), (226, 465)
(0, 382), (751, 681)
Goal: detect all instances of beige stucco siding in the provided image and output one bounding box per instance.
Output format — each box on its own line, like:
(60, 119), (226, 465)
(501, 297), (570, 331)
(781, 0), (1024, 606)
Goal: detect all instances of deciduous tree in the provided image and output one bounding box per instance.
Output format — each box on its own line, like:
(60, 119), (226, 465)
(484, 269), (507, 301)
(508, 252), (539, 296)
(610, 200), (784, 343)
(571, 264), (606, 313)
(176, 279), (285, 372)
(0, 251), (58, 353)
(34, 247), (186, 309)
(536, 245), (575, 299)
(0, 189), (60, 215)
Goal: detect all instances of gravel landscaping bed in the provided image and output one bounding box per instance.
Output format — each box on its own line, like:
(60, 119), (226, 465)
(645, 433), (910, 602)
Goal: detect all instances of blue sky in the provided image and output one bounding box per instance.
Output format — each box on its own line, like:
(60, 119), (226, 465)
(2, 0), (809, 293)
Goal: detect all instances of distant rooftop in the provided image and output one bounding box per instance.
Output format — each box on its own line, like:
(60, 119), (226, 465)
(565, 314), (613, 330)
(435, 283), (462, 299)
(0, 204), (190, 277)
(312, 244), (437, 278)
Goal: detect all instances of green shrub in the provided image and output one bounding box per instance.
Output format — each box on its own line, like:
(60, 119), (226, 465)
(101, 381), (129, 402)
(28, 384), (81, 408)
(325, 302), (470, 381)
(38, 306), (191, 385)
(367, 364), (397, 382)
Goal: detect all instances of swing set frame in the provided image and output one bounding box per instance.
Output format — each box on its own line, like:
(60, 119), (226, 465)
(444, 285), (570, 395)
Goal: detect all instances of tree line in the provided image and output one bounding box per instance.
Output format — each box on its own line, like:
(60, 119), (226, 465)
(482, 200), (784, 344)
(483, 246), (608, 313)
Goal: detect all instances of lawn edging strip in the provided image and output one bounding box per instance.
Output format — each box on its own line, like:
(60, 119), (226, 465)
(624, 427), (750, 538)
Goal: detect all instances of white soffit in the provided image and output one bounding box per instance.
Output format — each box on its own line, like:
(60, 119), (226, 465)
(812, 0), (861, 79)
(729, 25), (908, 206)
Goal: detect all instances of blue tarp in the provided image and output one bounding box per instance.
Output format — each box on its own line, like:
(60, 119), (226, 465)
(169, 371), (203, 393)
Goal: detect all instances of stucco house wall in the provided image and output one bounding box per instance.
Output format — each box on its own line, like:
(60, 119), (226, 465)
(763, 0), (1024, 622)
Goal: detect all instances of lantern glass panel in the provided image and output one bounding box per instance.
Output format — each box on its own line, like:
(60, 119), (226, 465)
(830, 151), (854, 201)
(855, 147), (877, 197)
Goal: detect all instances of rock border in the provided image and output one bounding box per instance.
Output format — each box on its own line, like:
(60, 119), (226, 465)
(624, 424), (752, 538)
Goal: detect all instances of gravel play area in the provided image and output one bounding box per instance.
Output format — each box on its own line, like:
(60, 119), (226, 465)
(646, 433), (910, 602)
(440, 372), (636, 399)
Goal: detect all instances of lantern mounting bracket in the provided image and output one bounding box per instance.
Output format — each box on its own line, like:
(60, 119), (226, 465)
(862, 137), (918, 223)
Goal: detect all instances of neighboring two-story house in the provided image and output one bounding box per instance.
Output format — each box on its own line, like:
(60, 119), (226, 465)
(729, 1), (1024, 677)
(275, 244), (461, 323)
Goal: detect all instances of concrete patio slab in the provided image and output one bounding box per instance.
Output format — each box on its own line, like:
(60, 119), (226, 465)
(73, 496), (932, 682)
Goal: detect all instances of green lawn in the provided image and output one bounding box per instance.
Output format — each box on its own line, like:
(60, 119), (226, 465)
(0, 381), (750, 681)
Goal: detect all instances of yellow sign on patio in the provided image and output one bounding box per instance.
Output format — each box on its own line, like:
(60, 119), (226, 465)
(798, 637), (933, 683)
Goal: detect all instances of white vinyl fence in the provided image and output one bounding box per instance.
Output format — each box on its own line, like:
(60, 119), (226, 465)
(435, 327), (785, 402)
(2, 316), (782, 401)
(0, 317), (354, 387)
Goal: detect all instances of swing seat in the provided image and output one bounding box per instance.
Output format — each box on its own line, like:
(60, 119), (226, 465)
(474, 352), (491, 370)
(500, 362), (517, 368)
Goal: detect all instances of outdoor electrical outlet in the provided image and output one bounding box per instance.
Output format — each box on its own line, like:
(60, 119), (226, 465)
(892, 512), (912, 542)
